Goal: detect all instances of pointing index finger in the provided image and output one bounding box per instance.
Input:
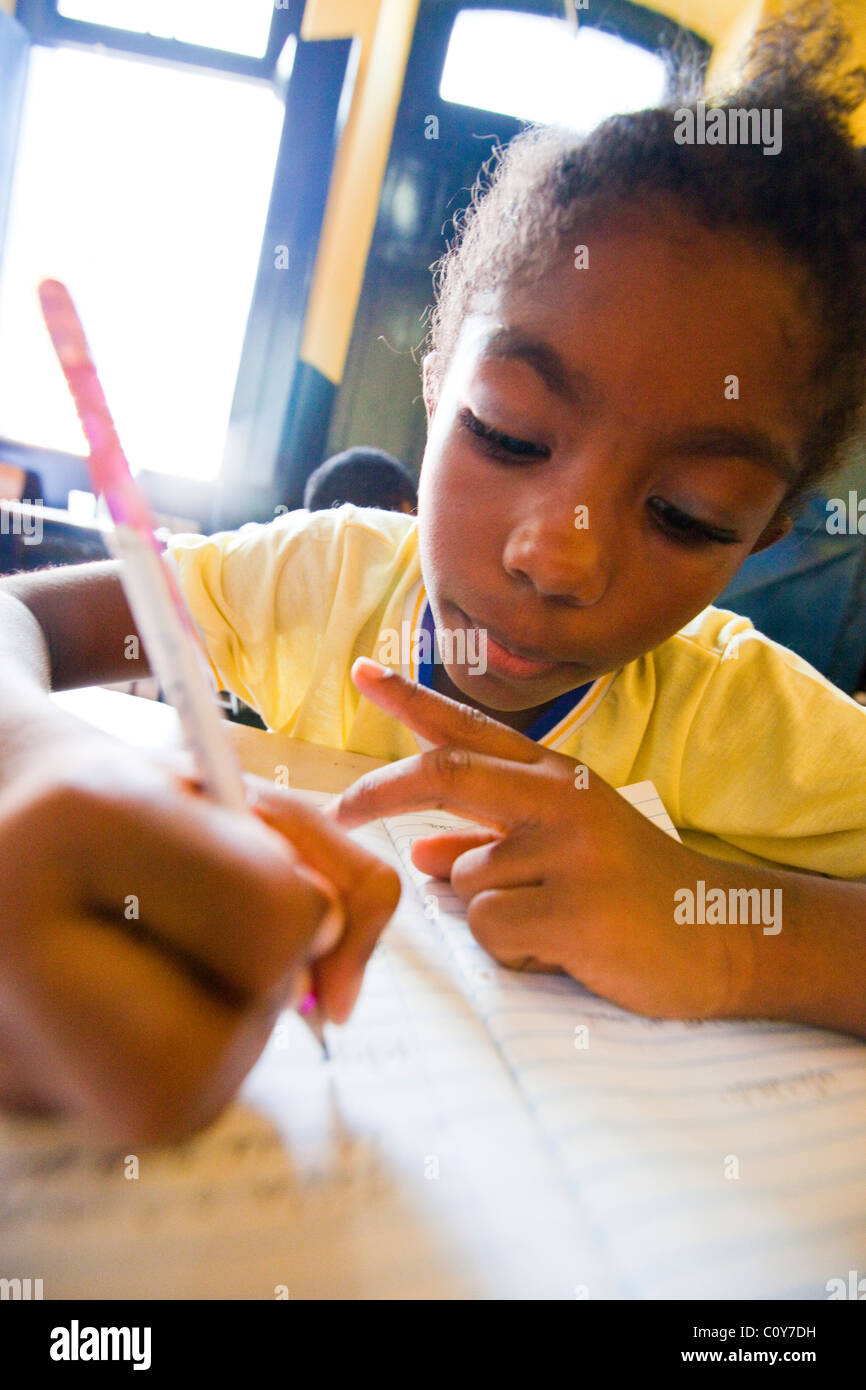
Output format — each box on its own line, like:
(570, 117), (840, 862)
(351, 657), (542, 764)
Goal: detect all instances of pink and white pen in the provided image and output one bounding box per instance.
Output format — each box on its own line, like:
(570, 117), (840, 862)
(38, 278), (335, 1057)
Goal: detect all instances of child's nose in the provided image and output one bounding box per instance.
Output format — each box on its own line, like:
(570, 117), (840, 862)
(501, 507), (611, 606)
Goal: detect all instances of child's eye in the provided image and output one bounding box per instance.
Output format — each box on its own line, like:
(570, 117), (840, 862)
(648, 497), (741, 547)
(458, 407), (550, 462)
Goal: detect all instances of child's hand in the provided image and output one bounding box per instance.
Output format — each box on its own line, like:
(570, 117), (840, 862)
(334, 659), (746, 1021)
(0, 723), (399, 1143)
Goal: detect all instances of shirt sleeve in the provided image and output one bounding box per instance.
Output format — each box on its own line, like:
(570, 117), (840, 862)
(676, 625), (866, 879)
(166, 505), (413, 735)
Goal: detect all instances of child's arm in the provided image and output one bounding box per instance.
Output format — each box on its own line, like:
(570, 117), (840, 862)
(0, 558), (150, 691)
(335, 661), (866, 1039)
(0, 568), (400, 1141)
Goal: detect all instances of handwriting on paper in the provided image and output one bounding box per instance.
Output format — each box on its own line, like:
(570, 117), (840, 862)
(721, 1070), (837, 1106)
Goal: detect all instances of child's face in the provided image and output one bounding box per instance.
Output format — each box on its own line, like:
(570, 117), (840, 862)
(417, 208), (816, 715)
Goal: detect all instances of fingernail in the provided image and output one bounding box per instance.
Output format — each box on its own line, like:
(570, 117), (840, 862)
(352, 656), (391, 681)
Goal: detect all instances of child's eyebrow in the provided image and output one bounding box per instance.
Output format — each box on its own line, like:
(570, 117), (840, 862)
(657, 427), (798, 486)
(483, 328), (592, 405)
(481, 328), (796, 486)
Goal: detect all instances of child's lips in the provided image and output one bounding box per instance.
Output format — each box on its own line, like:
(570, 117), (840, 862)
(457, 607), (562, 680)
(484, 632), (561, 681)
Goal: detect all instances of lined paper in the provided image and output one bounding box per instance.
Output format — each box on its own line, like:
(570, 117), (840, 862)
(2, 779), (863, 1299)
(384, 786), (866, 1300)
(0, 803), (615, 1299)
(616, 779), (682, 842)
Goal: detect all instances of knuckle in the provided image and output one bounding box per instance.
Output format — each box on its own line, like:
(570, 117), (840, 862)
(342, 774), (382, 817)
(19, 748), (164, 845)
(31, 771), (93, 822)
(431, 745), (470, 783)
(12, 770), (108, 855)
(450, 839), (497, 898)
(364, 860), (402, 921)
(466, 891), (499, 944)
(456, 699), (488, 735)
(450, 856), (477, 899)
(336, 859), (401, 961)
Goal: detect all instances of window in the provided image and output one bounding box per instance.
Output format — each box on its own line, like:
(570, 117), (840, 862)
(0, 45), (283, 480)
(440, 8), (667, 130)
(56, 0), (276, 59)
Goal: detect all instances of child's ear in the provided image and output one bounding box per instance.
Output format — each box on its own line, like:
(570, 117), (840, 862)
(421, 352), (442, 424)
(749, 512), (793, 555)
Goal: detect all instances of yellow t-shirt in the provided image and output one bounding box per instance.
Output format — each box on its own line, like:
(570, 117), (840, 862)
(168, 504), (866, 879)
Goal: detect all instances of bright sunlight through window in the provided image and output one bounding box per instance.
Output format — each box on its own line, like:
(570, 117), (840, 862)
(0, 46), (283, 480)
(440, 9), (667, 130)
(57, 0), (275, 59)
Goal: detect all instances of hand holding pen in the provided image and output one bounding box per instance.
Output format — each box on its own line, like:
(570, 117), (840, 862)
(37, 279), (389, 1057)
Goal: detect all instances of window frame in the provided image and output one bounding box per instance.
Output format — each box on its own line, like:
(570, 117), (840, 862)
(3, 0), (354, 529)
(17, 0), (284, 79)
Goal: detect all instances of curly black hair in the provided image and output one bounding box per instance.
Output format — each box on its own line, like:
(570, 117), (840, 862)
(303, 447), (417, 512)
(428, 0), (866, 512)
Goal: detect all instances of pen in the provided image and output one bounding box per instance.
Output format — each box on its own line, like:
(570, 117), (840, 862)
(38, 278), (335, 1059)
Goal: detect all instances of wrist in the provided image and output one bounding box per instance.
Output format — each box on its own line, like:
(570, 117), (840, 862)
(685, 851), (846, 1031)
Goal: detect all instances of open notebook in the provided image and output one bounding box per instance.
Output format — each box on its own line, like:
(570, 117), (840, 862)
(1, 781), (864, 1299)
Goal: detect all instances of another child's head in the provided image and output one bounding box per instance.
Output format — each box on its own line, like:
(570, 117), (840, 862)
(416, 2), (866, 715)
(304, 447), (417, 514)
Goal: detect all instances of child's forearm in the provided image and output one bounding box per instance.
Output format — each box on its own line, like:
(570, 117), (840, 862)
(0, 588), (51, 692)
(689, 851), (866, 1038)
(0, 564), (149, 779)
(0, 560), (148, 691)
(0, 589), (103, 781)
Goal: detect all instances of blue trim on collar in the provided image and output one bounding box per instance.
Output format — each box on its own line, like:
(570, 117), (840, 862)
(418, 601), (437, 689)
(417, 601), (590, 742)
(522, 681), (593, 741)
